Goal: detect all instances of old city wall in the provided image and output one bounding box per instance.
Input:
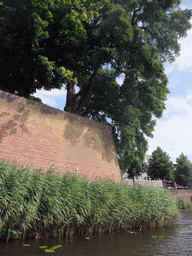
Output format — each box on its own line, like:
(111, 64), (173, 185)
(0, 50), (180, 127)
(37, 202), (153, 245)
(0, 90), (121, 182)
(169, 189), (192, 203)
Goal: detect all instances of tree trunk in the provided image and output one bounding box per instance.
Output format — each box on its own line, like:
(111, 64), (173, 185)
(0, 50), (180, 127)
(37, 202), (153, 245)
(64, 64), (100, 115)
(24, 64), (37, 99)
(74, 67), (99, 115)
(64, 82), (76, 112)
(23, 42), (37, 99)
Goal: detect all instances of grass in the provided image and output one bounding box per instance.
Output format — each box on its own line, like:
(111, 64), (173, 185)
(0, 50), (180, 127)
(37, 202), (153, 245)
(177, 198), (192, 210)
(0, 160), (178, 241)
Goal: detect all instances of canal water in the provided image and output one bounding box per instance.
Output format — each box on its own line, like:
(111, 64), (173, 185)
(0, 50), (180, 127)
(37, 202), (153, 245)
(0, 210), (192, 256)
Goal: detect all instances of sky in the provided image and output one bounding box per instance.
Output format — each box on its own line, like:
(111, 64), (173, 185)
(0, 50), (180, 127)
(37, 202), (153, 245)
(33, 0), (192, 164)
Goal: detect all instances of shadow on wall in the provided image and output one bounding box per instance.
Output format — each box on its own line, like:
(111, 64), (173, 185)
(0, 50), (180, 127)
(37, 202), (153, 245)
(0, 107), (29, 143)
(63, 113), (117, 163)
(0, 90), (117, 164)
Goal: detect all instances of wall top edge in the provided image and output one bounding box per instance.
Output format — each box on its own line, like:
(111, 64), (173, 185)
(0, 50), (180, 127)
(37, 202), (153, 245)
(0, 90), (112, 130)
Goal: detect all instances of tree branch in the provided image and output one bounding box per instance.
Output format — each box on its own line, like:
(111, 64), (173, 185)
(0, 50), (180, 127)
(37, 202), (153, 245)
(74, 67), (100, 114)
(131, 0), (145, 26)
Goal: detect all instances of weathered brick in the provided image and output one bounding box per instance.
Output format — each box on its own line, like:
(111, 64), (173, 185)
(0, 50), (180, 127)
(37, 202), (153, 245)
(0, 90), (121, 182)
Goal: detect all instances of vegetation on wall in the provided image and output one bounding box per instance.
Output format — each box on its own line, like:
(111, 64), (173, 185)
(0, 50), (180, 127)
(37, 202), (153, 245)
(1, 0), (192, 172)
(0, 161), (178, 241)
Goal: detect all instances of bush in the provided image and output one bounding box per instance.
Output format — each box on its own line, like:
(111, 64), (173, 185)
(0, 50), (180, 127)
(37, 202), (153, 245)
(0, 160), (178, 241)
(177, 198), (192, 210)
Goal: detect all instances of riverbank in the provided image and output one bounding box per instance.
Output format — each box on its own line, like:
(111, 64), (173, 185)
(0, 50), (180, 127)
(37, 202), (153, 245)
(0, 161), (178, 241)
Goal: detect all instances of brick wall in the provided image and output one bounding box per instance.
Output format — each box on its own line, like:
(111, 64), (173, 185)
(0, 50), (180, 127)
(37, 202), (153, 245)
(169, 189), (192, 203)
(0, 90), (121, 182)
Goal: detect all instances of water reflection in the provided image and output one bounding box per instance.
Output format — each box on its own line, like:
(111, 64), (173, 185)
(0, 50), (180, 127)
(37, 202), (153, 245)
(0, 210), (192, 256)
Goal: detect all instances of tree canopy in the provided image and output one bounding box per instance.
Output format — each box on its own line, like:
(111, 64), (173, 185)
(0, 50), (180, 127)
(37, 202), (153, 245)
(175, 153), (192, 187)
(147, 147), (174, 181)
(1, 0), (192, 171)
(0, 0), (103, 97)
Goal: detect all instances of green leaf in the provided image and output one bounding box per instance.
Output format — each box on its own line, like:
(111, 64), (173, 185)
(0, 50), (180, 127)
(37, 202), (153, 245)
(49, 246), (60, 250)
(39, 246), (48, 249)
(44, 249), (55, 253)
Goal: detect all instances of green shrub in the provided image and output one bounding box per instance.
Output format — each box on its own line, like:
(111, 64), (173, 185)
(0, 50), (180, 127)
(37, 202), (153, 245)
(0, 160), (178, 241)
(177, 198), (192, 210)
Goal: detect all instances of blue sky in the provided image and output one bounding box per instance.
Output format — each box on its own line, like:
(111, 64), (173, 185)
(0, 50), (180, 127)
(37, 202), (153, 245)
(33, 0), (192, 164)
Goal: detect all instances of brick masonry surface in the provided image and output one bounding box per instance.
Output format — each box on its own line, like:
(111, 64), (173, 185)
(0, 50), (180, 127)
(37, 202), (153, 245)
(0, 90), (121, 182)
(169, 189), (192, 203)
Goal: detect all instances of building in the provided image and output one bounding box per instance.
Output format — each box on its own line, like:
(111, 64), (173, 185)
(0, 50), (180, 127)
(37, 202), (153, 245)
(122, 155), (163, 188)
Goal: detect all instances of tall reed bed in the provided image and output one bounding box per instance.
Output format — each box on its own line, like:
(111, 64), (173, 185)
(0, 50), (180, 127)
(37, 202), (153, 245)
(0, 161), (178, 241)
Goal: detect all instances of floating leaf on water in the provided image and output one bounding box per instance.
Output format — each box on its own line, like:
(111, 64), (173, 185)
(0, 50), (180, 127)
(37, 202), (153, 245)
(22, 244), (31, 247)
(49, 246), (60, 250)
(44, 249), (55, 253)
(85, 237), (90, 239)
(39, 246), (48, 249)
(151, 236), (157, 238)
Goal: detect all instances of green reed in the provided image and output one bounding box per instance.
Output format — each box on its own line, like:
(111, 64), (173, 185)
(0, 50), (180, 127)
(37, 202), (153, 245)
(0, 160), (178, 241)
(177, 198), (192, 210)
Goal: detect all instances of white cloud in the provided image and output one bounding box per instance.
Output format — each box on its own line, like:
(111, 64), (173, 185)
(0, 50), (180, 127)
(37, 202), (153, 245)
(34, 87), (67, 97)
(180, 0), (191, 10)
(32, 87), (67, 110)
(166, 19), (192, 74)
(147, 93), (192, 163)
(163, 95), (192, 119)
(116, 76), (124, 86)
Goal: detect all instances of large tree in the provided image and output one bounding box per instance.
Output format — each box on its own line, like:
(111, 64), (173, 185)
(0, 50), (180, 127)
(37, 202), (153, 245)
(175, 153), (192, 187)
(1, 0), (192, 171)
(0, 0), (102, 98)
(147, 147), (174, 181)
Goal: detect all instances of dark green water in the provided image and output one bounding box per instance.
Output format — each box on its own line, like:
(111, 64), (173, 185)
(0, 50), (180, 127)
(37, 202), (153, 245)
(1, 210), (192, 256)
